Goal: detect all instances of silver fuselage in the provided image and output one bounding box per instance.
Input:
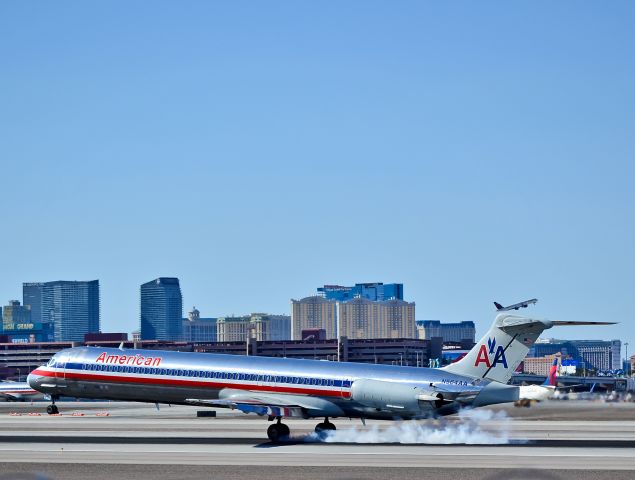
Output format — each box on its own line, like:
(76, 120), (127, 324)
(28, 346), (516, 419)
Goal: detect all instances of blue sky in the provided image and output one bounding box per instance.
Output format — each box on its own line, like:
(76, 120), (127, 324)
(1, 2), (633, 354)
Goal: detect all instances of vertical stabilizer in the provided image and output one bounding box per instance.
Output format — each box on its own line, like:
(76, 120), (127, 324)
(441, 314), (552, 384)
(542, 358), (558, 386)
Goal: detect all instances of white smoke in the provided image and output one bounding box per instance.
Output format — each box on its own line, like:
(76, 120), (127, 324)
(305, 409), (511, 444)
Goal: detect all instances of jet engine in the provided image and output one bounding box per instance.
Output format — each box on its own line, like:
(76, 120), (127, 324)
(350, 379), (449, 416)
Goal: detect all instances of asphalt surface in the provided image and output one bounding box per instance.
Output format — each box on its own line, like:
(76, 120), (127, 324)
(0, 400), (633, 479)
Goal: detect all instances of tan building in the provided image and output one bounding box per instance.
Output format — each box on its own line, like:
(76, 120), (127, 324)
(337, 297), (416, 339)
(216, 315), (251, 342)
(290, 296), (337, 340)
(523, 354), (560, 375)
(217, 313), (291, 342)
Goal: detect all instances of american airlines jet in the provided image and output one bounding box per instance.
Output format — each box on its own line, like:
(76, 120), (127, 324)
(28, 313), (612, 441)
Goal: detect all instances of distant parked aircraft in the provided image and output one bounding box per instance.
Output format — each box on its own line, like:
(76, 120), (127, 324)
(516, 358), (582, 406)
(0, 381), (45, 401)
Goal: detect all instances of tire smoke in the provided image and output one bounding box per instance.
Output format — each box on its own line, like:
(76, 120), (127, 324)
(305, 409), (511, 444)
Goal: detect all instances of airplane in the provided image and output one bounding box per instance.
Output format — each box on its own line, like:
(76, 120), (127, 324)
(515, 358), (559, 406)
(516, 358), (583, 406)
(27, 312), (614, 442)
(494, 298), (538, 311)
(0, 381), (46, 402)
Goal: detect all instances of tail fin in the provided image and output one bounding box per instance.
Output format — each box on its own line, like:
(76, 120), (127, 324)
(441, 314), (615, 384)
(494, 302), (504, 311)
(542, 358), (558, 386)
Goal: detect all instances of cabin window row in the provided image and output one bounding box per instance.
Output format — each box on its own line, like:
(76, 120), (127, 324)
(77, 362), (348, 387)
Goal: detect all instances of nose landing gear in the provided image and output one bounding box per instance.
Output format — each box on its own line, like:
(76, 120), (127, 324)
(46, 396), (59, 415)
(266, 417), (290, 442)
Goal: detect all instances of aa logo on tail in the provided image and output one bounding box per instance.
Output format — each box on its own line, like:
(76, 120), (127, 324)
(474, 337), (508, 368)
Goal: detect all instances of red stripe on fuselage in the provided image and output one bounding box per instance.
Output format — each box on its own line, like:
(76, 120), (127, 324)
(30, 368), (351, 399)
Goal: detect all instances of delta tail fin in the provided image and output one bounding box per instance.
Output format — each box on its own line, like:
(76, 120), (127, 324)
(542, 358), (558, 387)
(441, 313), (615, 384)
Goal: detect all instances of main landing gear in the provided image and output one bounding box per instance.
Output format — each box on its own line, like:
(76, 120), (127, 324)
(46, 396), (59, 415)
(265, 417), (337, 443)
(314, 417), (336, 434)
(267, 417), (290, 442)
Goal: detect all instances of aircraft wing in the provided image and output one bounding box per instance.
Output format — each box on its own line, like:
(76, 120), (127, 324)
(186, 389), (345, 418)
(185, 397), (306, 418)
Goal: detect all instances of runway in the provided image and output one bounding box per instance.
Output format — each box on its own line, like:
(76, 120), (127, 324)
(1, 400), (634, 479)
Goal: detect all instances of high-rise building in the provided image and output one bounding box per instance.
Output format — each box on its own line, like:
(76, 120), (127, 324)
(140, 278), (183, 341)
(416, 320), (476, 343)
(250, 314), (291, 341)
(2, 300), (31, 330)
(21, 281), (100, 342)
(337, 297), (416, 339)
(215, 313), (291, 342)
(291, 296), (337, 340)
(317, 282), (403, 302)
(216, 315), (251, 342)
(182, 307), (217, 342)
(22, 283), (44, 326)
(22, 282), (54, 342)
(0, 300), (40, 343)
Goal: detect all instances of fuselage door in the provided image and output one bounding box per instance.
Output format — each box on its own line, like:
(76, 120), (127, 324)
(340, 378), (352, 399)
(54, 351), (71, 388)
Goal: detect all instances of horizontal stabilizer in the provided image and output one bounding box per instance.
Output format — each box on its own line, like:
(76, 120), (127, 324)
(550, 321), (617, 326)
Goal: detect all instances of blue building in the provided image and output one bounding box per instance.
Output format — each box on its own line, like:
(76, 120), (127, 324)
(23, 283), (44, 330)
(182, 307), (217, 342)
(530, 339), (622, 372)
(140, 277), (183, 341)
(317, 282), (403, 302)
(21, 280), (100, 342)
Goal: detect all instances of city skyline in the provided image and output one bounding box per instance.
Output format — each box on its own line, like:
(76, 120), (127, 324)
(1, 3), (632, 351)
(0, 276), (626, 348)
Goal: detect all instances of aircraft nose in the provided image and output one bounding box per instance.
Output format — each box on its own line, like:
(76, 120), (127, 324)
(27, 372), (41, 390)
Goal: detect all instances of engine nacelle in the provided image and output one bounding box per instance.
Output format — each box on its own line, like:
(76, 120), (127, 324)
(351, 379), (447, 415)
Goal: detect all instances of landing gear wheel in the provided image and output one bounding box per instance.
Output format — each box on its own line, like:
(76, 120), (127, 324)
(315, 421), (336, 433)
(267, 422), (290, 442)
(46, 404), (59, 415)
